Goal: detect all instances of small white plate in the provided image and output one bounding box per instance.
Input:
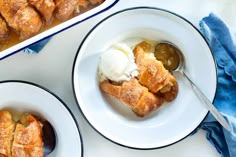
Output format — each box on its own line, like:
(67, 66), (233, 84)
(72, 7), (217, 149)
(0, 80), (83, 156)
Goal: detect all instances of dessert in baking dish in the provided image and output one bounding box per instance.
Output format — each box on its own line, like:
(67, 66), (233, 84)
(0, 110), (43, 157)
(0, 0), (105, 51)
(99, 40), (178, 117)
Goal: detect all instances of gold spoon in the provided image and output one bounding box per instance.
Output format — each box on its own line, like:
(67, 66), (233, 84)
(155, 42), (232, 132)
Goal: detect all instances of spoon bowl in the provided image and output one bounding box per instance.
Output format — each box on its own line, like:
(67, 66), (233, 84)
(155, 41), (183, 72)
(41, 120), (56, 156)
(155, 41), (232, 132)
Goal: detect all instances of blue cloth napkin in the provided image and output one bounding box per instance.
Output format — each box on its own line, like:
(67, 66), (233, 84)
(198, 13), (236, 157)
(23, 37), (51, 54)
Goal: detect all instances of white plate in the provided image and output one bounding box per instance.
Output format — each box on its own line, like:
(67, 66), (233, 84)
(0, 80), (83, 156)
(72, 7), (217, 149)
(0, 0), (118, 60)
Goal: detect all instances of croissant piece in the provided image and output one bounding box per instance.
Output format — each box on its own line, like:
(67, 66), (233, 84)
(0, 111), (15, 157)
(0, 16), (10, 41)
(28, 0), (56, 23)
(159, 74), (178, 102)
(55, 0), (79, 21)
(0, 111), (43, 157)
(0, 0), (42, 40)
(100, 79), (163, 117)
(12, 114), (43, 157)
(133, 41), (178, 101)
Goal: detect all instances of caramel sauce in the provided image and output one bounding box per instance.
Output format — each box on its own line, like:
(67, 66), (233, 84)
(0, 31), (19, 51)
(0, 4), (100, 52)
(154, 43), (180, 71)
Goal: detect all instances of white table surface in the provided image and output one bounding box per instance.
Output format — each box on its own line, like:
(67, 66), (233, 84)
(1, 0), (235, 156)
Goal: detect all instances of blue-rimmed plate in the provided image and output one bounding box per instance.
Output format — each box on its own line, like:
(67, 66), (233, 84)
(72, 7), (217, 149)
(0, 80), (83, 156)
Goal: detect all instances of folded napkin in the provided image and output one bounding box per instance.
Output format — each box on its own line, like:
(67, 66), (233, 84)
(23, 37), (51, 54)
(198, 13), (236, 157)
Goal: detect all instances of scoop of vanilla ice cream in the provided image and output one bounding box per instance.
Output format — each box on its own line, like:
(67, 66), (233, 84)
(99, 43), (138, 82)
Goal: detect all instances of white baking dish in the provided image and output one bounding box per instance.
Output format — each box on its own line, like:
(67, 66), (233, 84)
(0, 0), (118, 60)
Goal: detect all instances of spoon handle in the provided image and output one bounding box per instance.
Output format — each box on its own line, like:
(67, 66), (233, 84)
(182, 72), (232, 132)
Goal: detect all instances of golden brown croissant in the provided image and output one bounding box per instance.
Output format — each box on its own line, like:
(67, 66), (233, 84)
(28, 0), (56, 23)
(100, 78), (163, 117)
(0, 111), (15, 157)
(133, 41), (178, 101)
(0, 16), (10, 41)
(54, 0), (79, 21)
(0, 0), (43, 40)
(0, 111), (43, 157)
(12, 114), (43, 157)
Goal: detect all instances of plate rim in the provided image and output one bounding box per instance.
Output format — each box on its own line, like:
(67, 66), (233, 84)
(0, 80), (84, 156)
(72, 6), (217, 150)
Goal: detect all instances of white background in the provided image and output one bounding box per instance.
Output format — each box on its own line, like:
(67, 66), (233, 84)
(1, 0), (236, 156)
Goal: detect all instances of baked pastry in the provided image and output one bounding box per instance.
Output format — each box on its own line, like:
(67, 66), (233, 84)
(133, 41), (178, 101)
(55, 0), (79, 21)
(28, 0), (56, 23)
(0, 110), (44, 157)
(0, 16), (10, 41)
(12, 114), (43, 157)
(0, 0), (43, 40)
(100, 78), (163, 117)
(0, 111), (15, 157)
(99, 41), (179, 117)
